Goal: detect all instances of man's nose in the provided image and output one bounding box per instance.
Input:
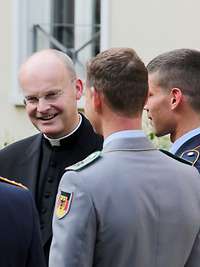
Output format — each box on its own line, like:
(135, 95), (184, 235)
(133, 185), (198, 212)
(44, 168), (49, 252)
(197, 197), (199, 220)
(37, 98), (51, 112)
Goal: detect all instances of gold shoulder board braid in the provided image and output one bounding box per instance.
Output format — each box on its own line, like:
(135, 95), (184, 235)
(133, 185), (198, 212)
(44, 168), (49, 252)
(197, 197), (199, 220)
(0, 176), (27, 189)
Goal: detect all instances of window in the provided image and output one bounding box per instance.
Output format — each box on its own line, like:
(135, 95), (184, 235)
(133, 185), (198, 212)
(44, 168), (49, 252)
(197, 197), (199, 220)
(50, 0), (101, 77)
(12, 0), (103, 105)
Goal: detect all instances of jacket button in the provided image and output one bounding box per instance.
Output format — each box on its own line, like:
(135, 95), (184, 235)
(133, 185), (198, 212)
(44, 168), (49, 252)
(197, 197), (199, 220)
(50, 161), (56, 167)
(44, 193), (51, 198)
(41, 207), (47, 214)
(48, 177), (53, 183)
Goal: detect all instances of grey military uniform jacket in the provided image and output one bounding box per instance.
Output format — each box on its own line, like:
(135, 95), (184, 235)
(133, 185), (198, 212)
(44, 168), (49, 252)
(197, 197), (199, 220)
(49, 137), (200, 267)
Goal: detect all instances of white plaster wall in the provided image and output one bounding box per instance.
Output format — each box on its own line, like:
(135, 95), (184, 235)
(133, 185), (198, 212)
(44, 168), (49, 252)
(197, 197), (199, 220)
(109, 0), (200, 63)
(0, 1), (37, 147)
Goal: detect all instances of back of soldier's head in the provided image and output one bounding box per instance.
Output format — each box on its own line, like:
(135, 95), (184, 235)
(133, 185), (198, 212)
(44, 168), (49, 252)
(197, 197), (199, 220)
(86, 47), (148, 117)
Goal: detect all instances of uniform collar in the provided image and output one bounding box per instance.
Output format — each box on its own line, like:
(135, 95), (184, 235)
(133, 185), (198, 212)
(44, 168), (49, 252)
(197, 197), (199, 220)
(169, 127), (200, 154)
(103, 130), (146, 148)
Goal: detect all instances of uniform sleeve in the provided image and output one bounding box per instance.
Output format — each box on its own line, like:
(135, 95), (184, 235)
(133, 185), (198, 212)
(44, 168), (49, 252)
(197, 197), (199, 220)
(185, 230), (200, 267)
(25, 190), (46, 267)
(49, 171), (96, 267)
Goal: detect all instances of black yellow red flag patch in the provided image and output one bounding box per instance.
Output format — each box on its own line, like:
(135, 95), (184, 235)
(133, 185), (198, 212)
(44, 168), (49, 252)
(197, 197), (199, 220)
(56, 191), (73, 219)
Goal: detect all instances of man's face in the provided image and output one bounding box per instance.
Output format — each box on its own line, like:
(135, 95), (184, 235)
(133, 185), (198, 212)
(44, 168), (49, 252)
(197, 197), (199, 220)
(21, 64), (81, 138)
(144, 74), (175, 137)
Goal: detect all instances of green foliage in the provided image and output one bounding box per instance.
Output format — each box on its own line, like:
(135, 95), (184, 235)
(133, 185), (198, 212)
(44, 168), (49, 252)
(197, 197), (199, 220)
(148, 132), (155, 140)
(142, 113), (171, 150)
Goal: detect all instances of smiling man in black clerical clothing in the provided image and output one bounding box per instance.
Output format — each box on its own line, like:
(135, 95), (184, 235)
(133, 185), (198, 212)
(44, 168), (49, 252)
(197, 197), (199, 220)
(0, 49), (103, 265)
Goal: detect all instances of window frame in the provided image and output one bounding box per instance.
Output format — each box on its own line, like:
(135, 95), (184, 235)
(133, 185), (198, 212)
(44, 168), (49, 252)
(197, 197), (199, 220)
(11, 0), (109, 106)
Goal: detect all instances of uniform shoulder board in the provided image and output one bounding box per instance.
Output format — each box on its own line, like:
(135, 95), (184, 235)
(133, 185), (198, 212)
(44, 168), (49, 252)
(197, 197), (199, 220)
(180, 146), (200, 166)
(65, 151), (101, 171)
(0, 176), (27, 189)
(160, 149), (192, 166)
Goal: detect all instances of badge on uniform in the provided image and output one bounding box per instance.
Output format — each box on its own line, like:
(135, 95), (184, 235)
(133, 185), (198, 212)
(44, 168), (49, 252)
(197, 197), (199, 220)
(181, 149), (199, 166)
(56, 191), (73, 219)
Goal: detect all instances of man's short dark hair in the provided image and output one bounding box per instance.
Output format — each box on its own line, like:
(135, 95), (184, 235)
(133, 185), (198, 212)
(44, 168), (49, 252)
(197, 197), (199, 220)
(147, 48), (200, 112)
(86, 47), (148, 117)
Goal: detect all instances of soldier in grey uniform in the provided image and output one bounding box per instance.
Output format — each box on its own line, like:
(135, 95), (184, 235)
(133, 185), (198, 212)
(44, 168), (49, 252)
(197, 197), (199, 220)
(49, 48), (200, 267)
(144, 48), (200, 173)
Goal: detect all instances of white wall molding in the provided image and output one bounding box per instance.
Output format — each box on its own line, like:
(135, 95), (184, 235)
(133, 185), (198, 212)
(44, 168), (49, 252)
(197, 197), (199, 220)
(100, 0), (110, 51)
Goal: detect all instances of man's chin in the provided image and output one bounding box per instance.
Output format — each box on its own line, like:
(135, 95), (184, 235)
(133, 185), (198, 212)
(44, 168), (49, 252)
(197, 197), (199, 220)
(154, 131), (166, 138)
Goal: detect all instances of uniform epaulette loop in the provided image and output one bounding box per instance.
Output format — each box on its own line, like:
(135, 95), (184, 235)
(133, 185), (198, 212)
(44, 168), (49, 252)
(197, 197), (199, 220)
(65, 151), (101, 171)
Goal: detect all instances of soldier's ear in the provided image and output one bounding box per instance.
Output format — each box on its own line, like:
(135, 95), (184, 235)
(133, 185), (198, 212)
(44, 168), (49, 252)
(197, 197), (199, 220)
(92, 87), (102, 111)
(170, 88), (183, 110)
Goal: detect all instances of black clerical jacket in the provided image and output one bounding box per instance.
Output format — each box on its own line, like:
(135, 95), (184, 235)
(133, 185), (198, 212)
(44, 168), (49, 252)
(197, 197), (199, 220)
(0, 114), (103, 264)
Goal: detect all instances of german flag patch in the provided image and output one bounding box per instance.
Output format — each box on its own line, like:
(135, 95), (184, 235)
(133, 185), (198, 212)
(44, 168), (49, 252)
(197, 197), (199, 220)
(56, 191), (73, 219)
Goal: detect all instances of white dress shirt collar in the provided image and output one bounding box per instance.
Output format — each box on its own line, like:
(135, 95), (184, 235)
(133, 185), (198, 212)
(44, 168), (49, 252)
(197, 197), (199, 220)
(43, 114), (82, 146)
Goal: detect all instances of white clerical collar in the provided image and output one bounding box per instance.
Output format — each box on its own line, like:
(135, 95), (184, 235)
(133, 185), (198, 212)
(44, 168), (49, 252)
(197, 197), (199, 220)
(43, 114), (82, 146)
(169, 127), (200, 154)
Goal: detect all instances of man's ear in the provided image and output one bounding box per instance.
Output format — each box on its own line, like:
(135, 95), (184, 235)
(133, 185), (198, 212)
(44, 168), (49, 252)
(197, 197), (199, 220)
(92, 87), (102, 111)
(170, 88), (183, 110)
(75, 79), (83, 100)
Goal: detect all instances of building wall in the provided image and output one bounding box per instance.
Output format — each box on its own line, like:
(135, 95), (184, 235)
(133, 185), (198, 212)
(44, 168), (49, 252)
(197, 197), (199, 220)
(109, 0), (200, 63)
(0, 1), (37, 147)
